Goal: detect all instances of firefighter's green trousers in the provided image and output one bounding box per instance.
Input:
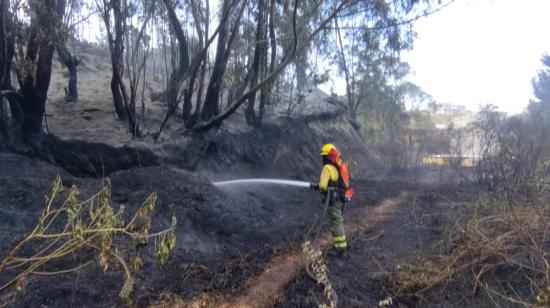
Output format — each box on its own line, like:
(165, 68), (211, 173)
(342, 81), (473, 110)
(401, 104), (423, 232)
(328, 199), (347, 249)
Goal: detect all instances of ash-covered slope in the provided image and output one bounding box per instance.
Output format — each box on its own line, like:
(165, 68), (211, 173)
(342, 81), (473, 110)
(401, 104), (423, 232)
(43, 43), (369, 179)
(0, 152), (323, 307)
(0, 44), (372, 307)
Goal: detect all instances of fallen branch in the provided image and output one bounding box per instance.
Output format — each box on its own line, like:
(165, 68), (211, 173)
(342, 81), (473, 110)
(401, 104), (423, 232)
(0, 176), (177, 306)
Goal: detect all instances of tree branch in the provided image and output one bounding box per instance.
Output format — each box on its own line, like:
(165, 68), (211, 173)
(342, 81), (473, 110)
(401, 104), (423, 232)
(189, 0), (351, 133)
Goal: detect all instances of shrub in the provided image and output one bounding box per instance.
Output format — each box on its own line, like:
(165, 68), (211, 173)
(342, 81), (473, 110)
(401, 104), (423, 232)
(0, 176), (177, 306)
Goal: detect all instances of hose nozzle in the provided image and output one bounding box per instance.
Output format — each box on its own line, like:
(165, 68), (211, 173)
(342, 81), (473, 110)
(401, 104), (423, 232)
(309, 183), (319, 191)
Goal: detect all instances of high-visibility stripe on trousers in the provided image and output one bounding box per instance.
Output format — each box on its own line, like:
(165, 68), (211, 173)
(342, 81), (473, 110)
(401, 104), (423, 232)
(328, 200), (347, 249)
(333, 235), (347, 249)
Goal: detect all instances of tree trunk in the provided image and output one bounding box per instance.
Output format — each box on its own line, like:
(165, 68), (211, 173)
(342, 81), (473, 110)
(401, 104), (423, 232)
(245, 0), (266, 126)
(154, 0), (228, 138)
(258, 51), (268, 122)
(19, 0), (65, 147)
(190, 0), (209, 127)
(103, 0), (127, 121)
(110, 74), (127, 120)
(56, 42), (79, 102)
(200, 0), (234, 121)
(0, 0), (21, 124)
(0, 0), (7, 139)
(184, 0), (204, 122)
(258, 0), (276, 123)
(335, 17), (354, 120)
(162, 0), (191, 118)
(101, 0), (138, 135)
(294, 51), (307, 93)
(189, 0), (351, 133)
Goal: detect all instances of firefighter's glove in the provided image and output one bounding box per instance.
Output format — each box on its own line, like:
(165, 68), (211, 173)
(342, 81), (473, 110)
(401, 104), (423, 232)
(309, 183), (320, 191)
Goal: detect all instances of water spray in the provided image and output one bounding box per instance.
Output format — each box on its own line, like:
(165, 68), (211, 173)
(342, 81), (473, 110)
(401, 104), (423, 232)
(212, 178), (311, 188)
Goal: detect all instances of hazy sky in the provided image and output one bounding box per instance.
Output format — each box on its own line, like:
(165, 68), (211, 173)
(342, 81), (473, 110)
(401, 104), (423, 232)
(401, 0), (550, 114)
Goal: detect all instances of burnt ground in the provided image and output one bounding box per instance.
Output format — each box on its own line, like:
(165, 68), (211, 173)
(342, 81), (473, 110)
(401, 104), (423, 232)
(0, 109), (482, 308)
(0, 149), (434, 308)
(275, 183), (482, 308)
(275, 185), (445, 308)
(0, 42), (488, 307)
(0, 151), (316, 307)
(0, 148), (485, 308)
(0, 145), (488, 308)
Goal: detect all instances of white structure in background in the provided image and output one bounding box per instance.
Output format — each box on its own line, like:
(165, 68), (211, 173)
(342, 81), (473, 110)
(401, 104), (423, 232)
(439, 103), (469, 116)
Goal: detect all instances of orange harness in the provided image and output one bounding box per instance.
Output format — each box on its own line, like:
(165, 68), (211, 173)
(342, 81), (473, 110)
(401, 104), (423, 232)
(327, 161), (354, 202)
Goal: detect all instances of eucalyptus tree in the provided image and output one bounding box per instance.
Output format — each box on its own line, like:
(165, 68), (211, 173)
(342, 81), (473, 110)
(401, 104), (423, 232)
(97, 0), (154, 136)
(188, 0), (352, 132)
(153, 0), (240, 138)
(56, 0), (87, 102)
(149, 0), (447, 134)
(124, 0), (155, 127)
(331, 1), (428, 122)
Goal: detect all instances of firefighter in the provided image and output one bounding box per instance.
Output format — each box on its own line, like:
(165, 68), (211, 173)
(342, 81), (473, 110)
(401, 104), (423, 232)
(310, 143), (353, 257)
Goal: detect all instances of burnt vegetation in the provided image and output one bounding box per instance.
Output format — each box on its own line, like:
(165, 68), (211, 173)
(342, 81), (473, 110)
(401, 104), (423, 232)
(1, 0), (550, 307)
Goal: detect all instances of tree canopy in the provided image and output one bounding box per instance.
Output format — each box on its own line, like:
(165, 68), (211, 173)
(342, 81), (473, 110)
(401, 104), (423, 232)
(0, 0), (453, 151)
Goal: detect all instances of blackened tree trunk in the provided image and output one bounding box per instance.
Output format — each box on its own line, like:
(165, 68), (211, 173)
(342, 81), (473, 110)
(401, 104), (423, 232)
(257, 49), (268, 122)
(184, 0), (206, 127)
(257, 0), (276, 123)
(188, 0), (354, 133)
(18, 0), (66, 147)
(0, 0), (6, 139)
(0, 0), (21, 124)
(110, 75), (127, 121)
(245, 0), (267, 126)
(100, 0), (138, 135)
(101, 0), (127, 123)
(56, 42), (79, 102)
(162, 0), (190, 118)
(108, 0), (127, 121)
(100, 0), (124, 121)
(201, 0), (244, 122)
(154, 0), (228, 138)
(189, 0), (209, 127)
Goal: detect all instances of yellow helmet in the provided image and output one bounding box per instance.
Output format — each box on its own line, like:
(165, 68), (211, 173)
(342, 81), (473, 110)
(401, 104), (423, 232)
(320, 143), (341, 163)
(320, 143), (337, 156)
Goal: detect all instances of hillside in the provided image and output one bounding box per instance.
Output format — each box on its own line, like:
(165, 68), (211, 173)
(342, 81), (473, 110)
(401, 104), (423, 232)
(42, 42), (369, 178)
(2, 43), (389, 307)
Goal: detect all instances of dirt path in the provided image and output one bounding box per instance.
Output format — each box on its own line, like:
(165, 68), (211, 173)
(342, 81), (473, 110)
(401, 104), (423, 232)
(220, 192), (409, 308)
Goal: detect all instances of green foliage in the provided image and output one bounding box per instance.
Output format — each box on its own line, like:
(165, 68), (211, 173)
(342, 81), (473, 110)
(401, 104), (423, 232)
(0, 176), (177, 306)
(355, 62), (415, 146)
(529, 54), (550, 122)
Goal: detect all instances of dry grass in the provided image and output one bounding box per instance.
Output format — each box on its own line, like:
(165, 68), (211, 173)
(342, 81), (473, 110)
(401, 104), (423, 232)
(303, 240), (337, 308)
(149, 292), (221, 308)
(388, 192), (550, 306)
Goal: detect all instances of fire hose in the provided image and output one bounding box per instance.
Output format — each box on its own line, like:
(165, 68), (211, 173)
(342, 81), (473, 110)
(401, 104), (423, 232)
(304, 187), (339, 307)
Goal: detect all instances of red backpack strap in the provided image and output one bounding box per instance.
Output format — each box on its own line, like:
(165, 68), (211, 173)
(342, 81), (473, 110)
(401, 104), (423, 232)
(339, 162), (350, 188)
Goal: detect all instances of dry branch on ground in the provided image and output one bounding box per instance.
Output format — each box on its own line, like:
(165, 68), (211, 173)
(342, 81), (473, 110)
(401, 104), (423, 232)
(388, 193), (550, 306)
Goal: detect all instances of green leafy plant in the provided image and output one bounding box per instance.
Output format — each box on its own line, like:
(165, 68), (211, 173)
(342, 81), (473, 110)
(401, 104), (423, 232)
(0, 175), (177, 306)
